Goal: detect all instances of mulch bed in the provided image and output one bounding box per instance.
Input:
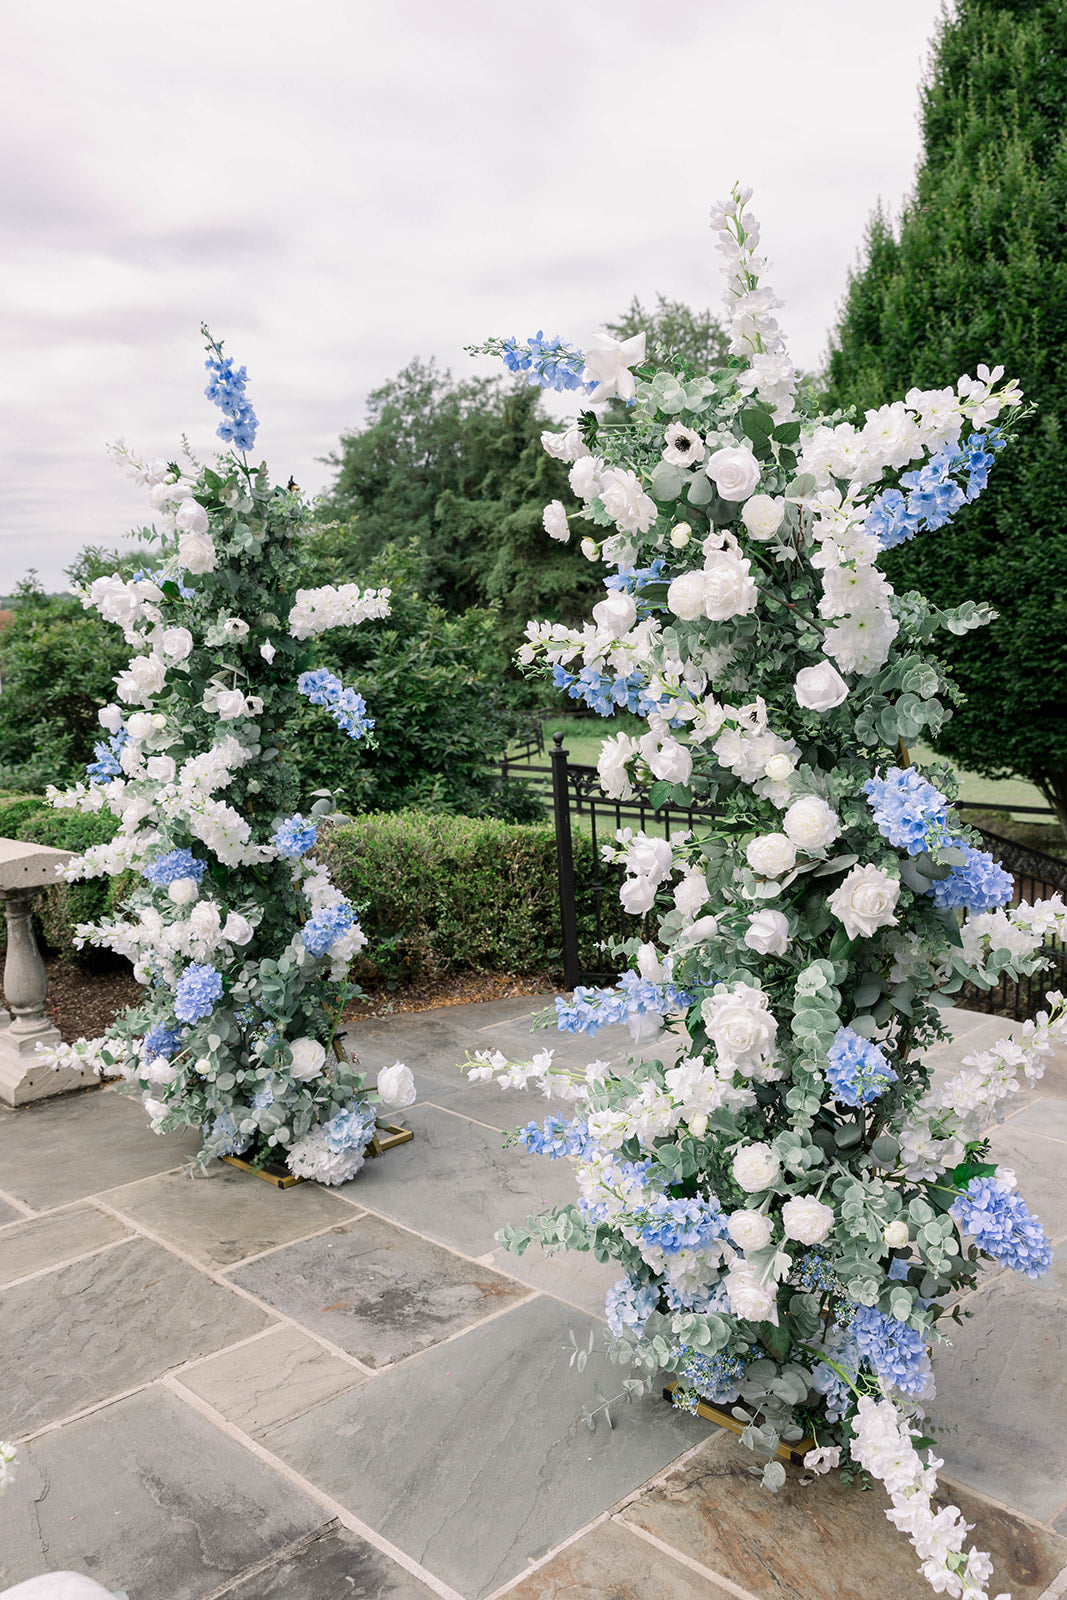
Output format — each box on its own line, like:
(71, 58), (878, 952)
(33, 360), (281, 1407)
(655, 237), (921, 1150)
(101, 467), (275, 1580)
(43, 956), (559, 1043)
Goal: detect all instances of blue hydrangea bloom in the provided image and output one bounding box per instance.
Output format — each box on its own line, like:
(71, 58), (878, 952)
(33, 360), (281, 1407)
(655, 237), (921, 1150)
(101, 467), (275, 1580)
(208, 1110), (251, 1155)
(302, 903), (355, 957)
(851, 1304), (930, 1396)
(864, 767), (949, 854)
(143, 1024), (184, 1060)
(826, 1027), (898, 1107)
(297, 670), (375, 742)
(517, 1117), (592, 1159)
(811, 1327), (862, 1421)
(501, 331), (588, 394)
(142, 848), (207, 888)
(887, 1256), (912, 1281)
(204, 345), (258, 453)
(629, 1193), (729, 1256)
(927, 843), (1013, 912)
(273, 814), (318, 859)
(322, 1102), (378, 1153)
(173, 962), (224, 1023)
(605, 1275), (660, 1339)
(951, 1176), (1052, 1278)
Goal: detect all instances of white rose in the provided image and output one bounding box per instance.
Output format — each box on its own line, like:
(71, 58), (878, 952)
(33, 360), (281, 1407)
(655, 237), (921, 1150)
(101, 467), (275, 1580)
(222, 912), (254, 946)
(98, 704), (123, 733)
(215, 690), (246, 721)
(705, 445), (762, 501)
(542, 500), (570, 542)
(666, 570), (707, 621)
(541, 424), (589, 462)
(592, 591), (637, 638)
(377, 1060), (416, 1109)
(167, 877), (199, 905)
(126, 712), (155, 740)
(599, 467), (657, 534)
(883, 1220), (910, 1249)
(674, 873), (709, 916)
(288, 1036), (327, 1081)
(744, 909), (790, 956)
(828, 864), (901, 940)
(143, 1059), (178, 1086)
(783, 796), (840, 851)
(725, 1257), (778, 1323)
(188, 902), (222, 942)
(569, 454), (604, 500)
(678, 913), (719, 944)
(741, 493), (785, 540)
(794, 662), (850, 712)
(160, 626), (194, 662)
(178, 531), (217, 574)
(746, 833), (796, 878)
(781, 1195), (835, 1245)
(619, 875), (658, 915)
(731, 1141), (782, 1192)
(131, 654), (166, 694)
(727, 1209), (773, 1251)
(646, 738), (692, 785)
(702, 548), (757, 621)
(636, 942), (669, 982)
(174, 499), (209, 535)
(763, 753), (794, 783)
(703, 985), (778, 1076)
(669, 522), (692, 548)
(145, 755), (176, 784)
(223, 617), (250, 640)
(623, 835), (673, 880)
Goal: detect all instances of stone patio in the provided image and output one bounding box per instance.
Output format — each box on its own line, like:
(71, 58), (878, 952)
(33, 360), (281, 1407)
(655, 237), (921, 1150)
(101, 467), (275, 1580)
(0, 1000), (1065, 1600)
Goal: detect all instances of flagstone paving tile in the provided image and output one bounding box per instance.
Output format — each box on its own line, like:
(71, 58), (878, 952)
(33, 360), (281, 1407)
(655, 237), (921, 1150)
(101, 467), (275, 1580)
(178, 1324), (367, 1434)
(481, 1242), (617, 1321)
(211, 1522), (441, 1599)
(0, 1203), (133, 1286)
(926, 1269), (1067, 1521)
(99, 1160), (358, 1266)
(261, 1294), (711, 1600)
(0, 1195), (26, 1224)
(983, 1121), (1067, 1240)
(618, 1429), (1067, 1600)
(333, 1103), (579, 1257)
(503, 1517), (739, 1600)
(0, 1088), (202, 1209)
(1003, 1094), (1067, 1144)
(0, 1235), (271, 1436)
(0, 1385), (327, 1599)
(226, 1212), (529, 1368)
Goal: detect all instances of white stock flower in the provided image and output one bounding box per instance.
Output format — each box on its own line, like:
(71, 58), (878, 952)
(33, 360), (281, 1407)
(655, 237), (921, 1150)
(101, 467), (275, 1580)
(781, 1195), (835, 1244)
(167, 877), (199, 906)
(542, 500), (570, 542)
(782, 796), (839, 851)
(731, 1140), (782, 1192)
(583, 329), (646, 402)
(592, 591), (637, 637)
(741, 494), (785, 540)
(727, 1209), (773, 1251)
(746, 833), (796, 878)
(703, 985), (778, 1077)
(795, 661), (849, 711)
(666, 570), (707, 620)
(173, 499), (209, 535)
(725, 1256), (778, 1322)
(702, 547), (757, 620)
(288, 1037), (327, 1081)
(288, 584), (391, 639)
(828, 864), (901, 940)
(598, 467), (657, 533)
(377, 1061), (416, 1108)
(705, 445), (761, 501)
(178, 531), (217, 573)
(744, 909), (790, 956)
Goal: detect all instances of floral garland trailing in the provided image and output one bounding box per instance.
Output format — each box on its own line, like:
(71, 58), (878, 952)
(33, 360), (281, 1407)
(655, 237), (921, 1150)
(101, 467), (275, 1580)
(39, 329), (416, 1184)
(468, 188), (1062, 1600)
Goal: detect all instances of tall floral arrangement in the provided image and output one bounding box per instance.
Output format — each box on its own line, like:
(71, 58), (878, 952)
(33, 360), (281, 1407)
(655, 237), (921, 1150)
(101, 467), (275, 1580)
(42, 330), (415, 1184)
(469, 190), (1064, 1600)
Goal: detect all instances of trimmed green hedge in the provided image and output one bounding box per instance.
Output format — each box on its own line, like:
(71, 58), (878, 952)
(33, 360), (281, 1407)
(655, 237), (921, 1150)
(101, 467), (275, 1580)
(0, 794), (122, 962)
(321, 811), (599, 978)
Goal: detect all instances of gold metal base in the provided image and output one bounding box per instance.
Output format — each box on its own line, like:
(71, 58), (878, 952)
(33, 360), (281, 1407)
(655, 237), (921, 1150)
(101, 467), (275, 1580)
(663, 1381), (815, 1465)
(220, 1121), (414, 1185)
(367, 1121), (414, 1156)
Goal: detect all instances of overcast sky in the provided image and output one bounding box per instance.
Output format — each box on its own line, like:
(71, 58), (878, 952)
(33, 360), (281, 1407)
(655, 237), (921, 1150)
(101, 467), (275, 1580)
(2, 0), (945, 592)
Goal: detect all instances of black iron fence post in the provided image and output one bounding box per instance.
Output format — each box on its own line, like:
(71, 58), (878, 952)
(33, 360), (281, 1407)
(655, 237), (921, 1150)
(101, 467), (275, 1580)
(551, 732), (581, 990)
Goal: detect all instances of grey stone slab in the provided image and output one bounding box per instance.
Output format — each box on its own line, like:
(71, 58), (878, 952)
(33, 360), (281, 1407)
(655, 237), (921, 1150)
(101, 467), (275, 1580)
(0, 1088), (203, 1209)
(0, 1235), (271, 1435)
(483, 1242), (619, 1321)
(1004, 1095), (1067, 1146)
(212, 1522), (440, 1600)
(620, 1428), (1067, 1600)
(179, 1325), (367, 1434)
(100, 1161), (358, 1267)
(262, 1295), (711, 1600)
(227, 1213), (528, 1368)
(0, 1203), (132, 1286)
(985, 1121), (1067, 1240)
(0, 1385), (327, 1598)
(933, 1271), (1067, 1520)
(504, 1517), (737, 1599)
(0, 1195), (26, 1224)
(336, 1103), (580, 1258)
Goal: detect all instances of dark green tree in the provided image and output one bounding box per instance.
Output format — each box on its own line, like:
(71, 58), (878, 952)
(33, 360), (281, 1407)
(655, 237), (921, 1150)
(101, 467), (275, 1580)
(824, 0), (1067, 835)
(605, 292), (729, 374)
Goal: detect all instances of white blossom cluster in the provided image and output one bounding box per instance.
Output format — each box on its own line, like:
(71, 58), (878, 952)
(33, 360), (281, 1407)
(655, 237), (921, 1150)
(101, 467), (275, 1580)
(287, 583), (392, 639)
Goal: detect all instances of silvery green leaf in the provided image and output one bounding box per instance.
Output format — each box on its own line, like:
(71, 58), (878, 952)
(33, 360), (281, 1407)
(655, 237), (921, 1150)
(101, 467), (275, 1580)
(812, 854), (859, 877)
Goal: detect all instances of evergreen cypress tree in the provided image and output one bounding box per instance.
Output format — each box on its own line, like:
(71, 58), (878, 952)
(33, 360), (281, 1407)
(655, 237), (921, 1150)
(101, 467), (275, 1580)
(825, 0), (1067, 835)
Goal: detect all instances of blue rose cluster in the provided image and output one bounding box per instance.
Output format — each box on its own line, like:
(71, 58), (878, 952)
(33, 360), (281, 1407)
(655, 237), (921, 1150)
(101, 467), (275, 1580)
(297, 669), (374, 741)
(826, 1027), (898, 1107)
(142, 848), (207, 887)
(950, 1176), (1052, 1279)
(501, 331), (588, 394)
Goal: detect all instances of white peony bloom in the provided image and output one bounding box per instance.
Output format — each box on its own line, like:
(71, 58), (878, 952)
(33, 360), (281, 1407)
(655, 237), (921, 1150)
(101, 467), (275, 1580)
(828, 864), (901, 940)
(622, 833), (673, 881)
(781, 1195), (835, 1244)
(598, 467), (657, 534)
(592, 591), (637, 638)
(98, 704), (124, 734)
(645, 737), (692, 785)
(569, 454), (604, 500)
(725, 1256), (778, 1323)
(287, 1129), (366, 1185)
(377, 1060), (416, 1108)
(666, 570), (708, 620)
(731, 1140), (782, 1192)
(115, 654), (167, 704)
(669, 522), (692, 548)
(705, 444), (762, 501)
(783, 796), (839, 851)
(703, 985), (778, 1077)
(173, 499), (209, 536)
(215, 690), (247, 721)
(178, 531), (217, 574)
(167, 877), (199, 905)
(746, 833), (797, 878)
(883, 1219), (910, 1249)
(795, 661), (850, 711)
(702, 547), (758, 620)
(542, 500), (570, 542)
(744, 908), (790, 956)
(145, 756), (176, 784)
(727, 1209), (773, 1250)
(541, 424), (589, 462)
(741, 493), (785, 540)
(222, 912), (254, 946)
(287, 1036), (327, 1081)
(763, 752), (794, 784)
